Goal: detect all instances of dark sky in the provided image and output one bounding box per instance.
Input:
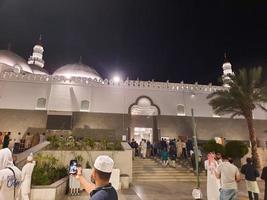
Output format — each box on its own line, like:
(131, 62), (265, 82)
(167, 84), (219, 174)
(0, 0), (267, 84)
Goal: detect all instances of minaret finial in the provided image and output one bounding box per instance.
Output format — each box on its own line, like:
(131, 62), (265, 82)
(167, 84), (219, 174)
(224, 52), (229, 63)
(28, 35), (45, 68)
(79, 56), (82, 64)
(37, 34), (42, 45)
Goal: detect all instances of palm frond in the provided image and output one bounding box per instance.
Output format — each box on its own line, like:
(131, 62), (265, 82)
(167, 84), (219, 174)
(207, 67), (267, 117)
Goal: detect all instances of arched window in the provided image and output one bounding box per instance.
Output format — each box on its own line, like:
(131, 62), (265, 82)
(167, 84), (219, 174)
(36, 98), (46, 109)
(81, 100), (90, 111)
(177, 104), (185, 116)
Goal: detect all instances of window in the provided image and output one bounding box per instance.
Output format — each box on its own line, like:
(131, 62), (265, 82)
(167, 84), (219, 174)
(36, 98), (46, 109)
(81, 100), (90, 111)
(177, 104), (185, 116)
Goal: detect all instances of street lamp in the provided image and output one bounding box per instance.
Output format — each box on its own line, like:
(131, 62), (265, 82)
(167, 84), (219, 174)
(191, 108), (203, 199)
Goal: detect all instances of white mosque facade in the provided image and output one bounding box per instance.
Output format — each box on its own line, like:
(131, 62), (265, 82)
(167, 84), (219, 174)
(0, 39), (266, 145)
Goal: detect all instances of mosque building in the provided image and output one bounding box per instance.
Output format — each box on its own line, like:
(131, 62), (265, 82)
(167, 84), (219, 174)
(0, 37), (266, 146)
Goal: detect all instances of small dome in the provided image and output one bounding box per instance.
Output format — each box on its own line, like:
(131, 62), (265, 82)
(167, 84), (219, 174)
(0, 50), (33, 73)
(30, 64), (49, 75)
(53, 63), (101, 80)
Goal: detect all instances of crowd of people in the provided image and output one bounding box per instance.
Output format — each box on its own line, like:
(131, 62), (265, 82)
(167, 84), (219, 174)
(130, 138), (267, 200)
(0, 131), (46, 153)
(129, 137), (202, 169)
(204, 151), (267, 200)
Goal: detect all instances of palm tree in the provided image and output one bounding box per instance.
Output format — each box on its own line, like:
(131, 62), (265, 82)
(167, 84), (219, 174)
(207, 67), (267, 168)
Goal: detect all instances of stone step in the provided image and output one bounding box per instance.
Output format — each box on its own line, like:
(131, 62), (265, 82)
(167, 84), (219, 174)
(132, 158), (205, 182)
(133, 172), (202, 176)
(133, 178), (207, 182)
(133, 168), (192, 173)
(133, 175), (204, 179)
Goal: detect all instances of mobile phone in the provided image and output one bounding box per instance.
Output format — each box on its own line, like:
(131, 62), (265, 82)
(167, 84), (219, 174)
(69, 160), (78, 175)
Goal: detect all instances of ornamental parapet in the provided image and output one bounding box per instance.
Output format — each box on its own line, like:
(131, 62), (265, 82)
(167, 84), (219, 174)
(0, 71), (223, 93)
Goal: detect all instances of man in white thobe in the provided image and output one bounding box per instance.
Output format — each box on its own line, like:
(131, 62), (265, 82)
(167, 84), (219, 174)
(21, 153), (36, 200)
(176, 139), (183, 158)
(141, 140), (147, 158)
(204, 152), (221, 200)
(0, 148), (22, 200)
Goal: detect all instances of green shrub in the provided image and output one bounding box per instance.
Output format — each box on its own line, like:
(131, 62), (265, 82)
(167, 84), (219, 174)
(86, 161), (91, 168)
(32, 153), (67, 185)
(225, 141), (248, 159)
(83, 138), (95, 149)
(46, 135), (122, 151)
(204, 139), (225, 154)
(100, 139), (108, 150)
(114, 141), (123, 150)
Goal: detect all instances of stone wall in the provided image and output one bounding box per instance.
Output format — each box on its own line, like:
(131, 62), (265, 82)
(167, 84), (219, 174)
(157, 116), (267, 143)
(0, 109), (47, 138)
(31, 177), (68, 200)
(0, 109), (266, 146)
(72, 112), (130, 140)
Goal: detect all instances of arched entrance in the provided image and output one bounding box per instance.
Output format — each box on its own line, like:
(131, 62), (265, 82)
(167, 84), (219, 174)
(128, 96), (160, 144)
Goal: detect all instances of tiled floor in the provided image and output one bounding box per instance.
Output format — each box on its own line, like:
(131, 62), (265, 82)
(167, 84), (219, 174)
(64, 180), (266, 200)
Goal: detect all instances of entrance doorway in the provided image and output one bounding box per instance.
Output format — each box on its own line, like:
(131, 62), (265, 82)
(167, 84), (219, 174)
(134, 127), (153, 144)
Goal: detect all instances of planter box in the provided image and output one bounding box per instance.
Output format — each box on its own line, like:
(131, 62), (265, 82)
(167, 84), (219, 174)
(41, 143), (132, 182)
(31, 177), (68, 200)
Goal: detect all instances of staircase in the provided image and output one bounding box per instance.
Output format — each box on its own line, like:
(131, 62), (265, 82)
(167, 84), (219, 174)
(133, 158), (206, 182)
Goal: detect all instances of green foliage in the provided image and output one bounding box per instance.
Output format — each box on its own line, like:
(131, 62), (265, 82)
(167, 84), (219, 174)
(100, 139), (108, 150)
(47, 135), (60, 149)
(86, 161), (91, 169)
(32, 153), (67, 185)
(203, 140), (225, 154)
(114, 141), (123, 150)
(74, 154), (84, 166)
(47, 135), (122, 151)
(225, 141), (249, 159)
(207, 67), (267, 168)
(83, 137), (95, 149)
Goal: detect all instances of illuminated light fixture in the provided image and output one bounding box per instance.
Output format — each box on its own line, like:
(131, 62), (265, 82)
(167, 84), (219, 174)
(113, 75), (121, 83)
(64, 74), (72, 79)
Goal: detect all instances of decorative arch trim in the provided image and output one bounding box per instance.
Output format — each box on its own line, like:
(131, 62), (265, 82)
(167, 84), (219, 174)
(128, 95), (161, 115)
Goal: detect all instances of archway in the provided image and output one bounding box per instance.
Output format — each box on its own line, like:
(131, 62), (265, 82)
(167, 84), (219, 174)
(128, 96), (160, 144)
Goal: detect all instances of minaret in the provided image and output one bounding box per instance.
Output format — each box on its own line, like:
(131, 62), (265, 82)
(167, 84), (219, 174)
(222, 53), (233, 87)
(28, 35), (45, 68)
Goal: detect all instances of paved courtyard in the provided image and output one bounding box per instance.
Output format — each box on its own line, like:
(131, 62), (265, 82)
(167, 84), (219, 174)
(64, 180), (265, 200)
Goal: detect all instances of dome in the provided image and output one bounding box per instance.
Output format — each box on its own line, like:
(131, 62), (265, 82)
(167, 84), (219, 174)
(30, 64), (49, 75)
(53, 63), (101, 80)
(0, 50), (33, 73)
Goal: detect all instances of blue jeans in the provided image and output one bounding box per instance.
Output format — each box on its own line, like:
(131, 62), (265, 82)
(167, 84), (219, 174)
(220, 189), (237, 200)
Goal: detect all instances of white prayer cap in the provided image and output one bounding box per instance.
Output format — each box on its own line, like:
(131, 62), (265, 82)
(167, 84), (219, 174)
(27, 153), (33, 162)
(94, 155), (114, 173)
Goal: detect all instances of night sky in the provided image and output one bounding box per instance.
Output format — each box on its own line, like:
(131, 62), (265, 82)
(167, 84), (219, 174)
(0, 0), (267, 84)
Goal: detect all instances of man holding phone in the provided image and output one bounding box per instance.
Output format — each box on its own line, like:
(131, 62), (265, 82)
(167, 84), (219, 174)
(76, 155), (118, 200)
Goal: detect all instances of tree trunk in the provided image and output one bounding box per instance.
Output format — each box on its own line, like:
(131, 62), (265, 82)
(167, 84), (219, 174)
(245, 114), (261, 169)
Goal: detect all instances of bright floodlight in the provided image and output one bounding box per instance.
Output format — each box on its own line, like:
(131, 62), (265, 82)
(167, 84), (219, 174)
(113, 75), (121, 83)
